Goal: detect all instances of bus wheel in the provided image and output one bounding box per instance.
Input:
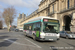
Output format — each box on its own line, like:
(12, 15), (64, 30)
(24, 32), (27, 36)
(66, 36), (69, 39)
(33, 34), (36, 40)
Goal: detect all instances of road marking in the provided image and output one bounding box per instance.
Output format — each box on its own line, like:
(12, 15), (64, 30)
(25, 38), (42, 48)
(0, 35), (4, 36)
(0, 35), (18, 36)
(0, 41), (3, 42)
(4, 39), (40, 48)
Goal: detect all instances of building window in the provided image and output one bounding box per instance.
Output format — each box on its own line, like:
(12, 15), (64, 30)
(68, 0), (69, 9)
(53, 4), (54, 13)
(48, 7), (50, 15)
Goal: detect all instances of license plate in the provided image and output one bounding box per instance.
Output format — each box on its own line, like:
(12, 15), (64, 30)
(49, 39), (53, 40)
(46, 34), (56, 36)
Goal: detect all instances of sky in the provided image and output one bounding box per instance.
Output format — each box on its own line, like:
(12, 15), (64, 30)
(0, 0), (41, 27)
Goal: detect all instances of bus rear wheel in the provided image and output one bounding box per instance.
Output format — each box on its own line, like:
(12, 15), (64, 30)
(33, 34), (36, 41)
(66, 36), (69, 39)
(24, 32), (27, 36)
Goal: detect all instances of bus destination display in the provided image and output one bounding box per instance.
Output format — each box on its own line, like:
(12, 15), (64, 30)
(43, 19), (59, 23)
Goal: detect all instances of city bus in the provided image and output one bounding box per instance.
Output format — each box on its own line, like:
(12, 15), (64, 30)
(23, 16), (60, 41)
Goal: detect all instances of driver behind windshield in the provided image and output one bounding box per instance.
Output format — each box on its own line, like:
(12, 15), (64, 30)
(45, 25), (56, 33)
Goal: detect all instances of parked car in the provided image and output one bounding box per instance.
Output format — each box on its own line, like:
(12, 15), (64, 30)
(10, 28), (16, 31)
(19, 28), (23, 32)
(60, 31), (75, 39)
(15, 29), (19, 32)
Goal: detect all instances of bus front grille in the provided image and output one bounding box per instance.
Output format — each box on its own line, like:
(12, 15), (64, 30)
(45, 36), (57, 41)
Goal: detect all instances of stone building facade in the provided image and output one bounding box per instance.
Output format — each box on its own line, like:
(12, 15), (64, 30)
(17, 0), (75, 32)
(17, 13), (26, 28)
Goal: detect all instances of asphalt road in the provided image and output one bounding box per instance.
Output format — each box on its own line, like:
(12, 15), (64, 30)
(0, 29), (75, 50)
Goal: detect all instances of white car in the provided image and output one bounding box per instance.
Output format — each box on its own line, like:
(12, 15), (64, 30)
(19, 28), (23, 32)
(60, 31), (75, 39)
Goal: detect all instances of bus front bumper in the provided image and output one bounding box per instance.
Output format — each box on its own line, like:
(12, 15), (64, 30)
(39, 36), (59, 41)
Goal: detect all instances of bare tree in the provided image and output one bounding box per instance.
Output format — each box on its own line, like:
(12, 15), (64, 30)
(0, 21), (3, 29)
(0, 11), (3, 29)
(2, 6), (17, 31)
(0, 11), (2, 20)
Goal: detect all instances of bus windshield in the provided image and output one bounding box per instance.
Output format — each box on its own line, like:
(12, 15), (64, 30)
(43, 22), (59, 33)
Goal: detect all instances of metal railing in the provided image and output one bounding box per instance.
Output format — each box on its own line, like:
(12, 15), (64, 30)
(60, 5), (75, 13)
(39, 5), (48, 12)
(48, 11), (56, 15)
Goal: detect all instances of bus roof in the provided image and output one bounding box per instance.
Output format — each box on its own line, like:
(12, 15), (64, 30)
(24, 16), (59, 25)
(28, 16), (56, 22)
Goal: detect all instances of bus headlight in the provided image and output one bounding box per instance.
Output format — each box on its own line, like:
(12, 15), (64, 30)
(57, 33), (60, 38)
(69, 35), (72, 37)
(40, 33), (45, 38)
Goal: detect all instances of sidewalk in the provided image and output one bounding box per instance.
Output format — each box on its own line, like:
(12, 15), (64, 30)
(0, 29), (8, 32)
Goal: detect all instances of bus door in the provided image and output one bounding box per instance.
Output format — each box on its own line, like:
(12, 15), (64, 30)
(33, 23), (41, 38)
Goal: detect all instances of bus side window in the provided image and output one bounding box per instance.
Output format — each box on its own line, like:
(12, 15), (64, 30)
(24, 25), (26, 30)
(29, 26), (31, 30)
(29, 24), (33, 30)
(31, 24), (33, 30)
(37, 23), (41, 31)
(25, 25), (29, 30)
(34, 23), (41, 31)
(34, 24), (36, 31)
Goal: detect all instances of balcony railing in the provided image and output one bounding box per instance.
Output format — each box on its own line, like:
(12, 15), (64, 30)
(60, 5), (75, 13)
(48, 11), (56, 16)
(39, 5), (48, 12)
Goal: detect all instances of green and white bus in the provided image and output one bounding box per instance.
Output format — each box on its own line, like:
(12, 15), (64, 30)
(23, 16), (60, 41)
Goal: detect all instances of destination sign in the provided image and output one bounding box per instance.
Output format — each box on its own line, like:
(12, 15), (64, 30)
(43, 19), (59, 23)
